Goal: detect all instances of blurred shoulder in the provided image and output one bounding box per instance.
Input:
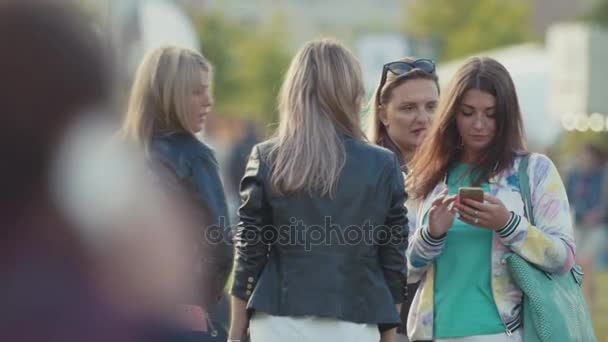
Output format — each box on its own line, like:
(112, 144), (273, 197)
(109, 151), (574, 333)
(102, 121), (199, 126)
(527, 152), (558, 177)
(252, 138), (278, 159)
(152, 132), (214, 160)
(346, 137), (399, 167)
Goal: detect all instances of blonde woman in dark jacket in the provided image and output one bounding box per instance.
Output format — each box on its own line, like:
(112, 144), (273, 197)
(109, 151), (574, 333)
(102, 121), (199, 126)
(229, 39), (408, 342)
(121, 46), (233, 338)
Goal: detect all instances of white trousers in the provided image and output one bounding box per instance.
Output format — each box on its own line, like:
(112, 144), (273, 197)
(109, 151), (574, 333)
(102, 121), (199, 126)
(249, 312), (380, 342)
(435, 330), (523, 342)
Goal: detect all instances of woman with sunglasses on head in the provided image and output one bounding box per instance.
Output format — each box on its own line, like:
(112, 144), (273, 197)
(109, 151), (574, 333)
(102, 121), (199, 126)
(368, 58), (439, 342)
(404, 57), (575, 342)
(368, 58), (439, 169)
(228, 38), (408, 342)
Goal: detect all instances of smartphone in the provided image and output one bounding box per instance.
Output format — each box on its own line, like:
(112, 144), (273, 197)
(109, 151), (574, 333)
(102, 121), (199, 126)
(458, 187), (484, 202)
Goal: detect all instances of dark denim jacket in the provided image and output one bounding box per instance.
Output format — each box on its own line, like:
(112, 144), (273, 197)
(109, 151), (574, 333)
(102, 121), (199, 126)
(151, 132), (233, 310)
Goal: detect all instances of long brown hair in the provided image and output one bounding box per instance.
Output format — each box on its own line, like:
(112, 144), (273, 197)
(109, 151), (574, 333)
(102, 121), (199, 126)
(367, 57), (439, 166)
(406, 56), (527, 200)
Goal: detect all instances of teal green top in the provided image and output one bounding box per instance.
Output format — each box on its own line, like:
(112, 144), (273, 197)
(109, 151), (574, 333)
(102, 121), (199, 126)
(432, 163), (504, 338)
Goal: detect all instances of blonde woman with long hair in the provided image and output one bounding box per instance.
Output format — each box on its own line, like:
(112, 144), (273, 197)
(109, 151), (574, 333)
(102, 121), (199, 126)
(120, 45), (233, 339)
(228, 39), (408, 342)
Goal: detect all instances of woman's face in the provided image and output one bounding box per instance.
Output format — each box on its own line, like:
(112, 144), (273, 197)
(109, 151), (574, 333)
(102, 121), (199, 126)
(381, 78), (438, 155)
(187, 70), (212, 133)
(456, 88), (497, 156)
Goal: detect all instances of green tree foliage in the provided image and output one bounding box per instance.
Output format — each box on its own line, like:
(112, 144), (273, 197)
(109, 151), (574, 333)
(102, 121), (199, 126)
(190, 10), (291, 125)
(403, 0), (532, 61)
(587, 0), (608, 26)
(555, 131), (608, 159)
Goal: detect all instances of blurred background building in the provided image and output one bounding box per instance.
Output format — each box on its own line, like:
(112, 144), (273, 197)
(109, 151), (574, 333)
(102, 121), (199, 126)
(532, 0), (594, 34)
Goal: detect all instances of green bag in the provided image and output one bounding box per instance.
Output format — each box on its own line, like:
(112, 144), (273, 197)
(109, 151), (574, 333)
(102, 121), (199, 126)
(506, 154), (596, 342)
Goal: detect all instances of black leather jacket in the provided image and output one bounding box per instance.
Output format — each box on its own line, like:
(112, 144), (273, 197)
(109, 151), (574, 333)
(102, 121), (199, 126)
(231, 136), (408, 330)
(150, 133), (233, 310)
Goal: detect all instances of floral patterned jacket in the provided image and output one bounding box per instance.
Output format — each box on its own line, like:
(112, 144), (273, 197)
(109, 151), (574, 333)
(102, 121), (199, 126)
(406, 153), (576, 341)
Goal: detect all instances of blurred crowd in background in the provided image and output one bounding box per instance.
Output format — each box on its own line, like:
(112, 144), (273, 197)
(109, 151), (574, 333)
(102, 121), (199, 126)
(2, 0), (607, 340)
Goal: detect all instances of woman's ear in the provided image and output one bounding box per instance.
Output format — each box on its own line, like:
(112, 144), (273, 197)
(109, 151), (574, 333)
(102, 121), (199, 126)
(378, 105), (389, 127)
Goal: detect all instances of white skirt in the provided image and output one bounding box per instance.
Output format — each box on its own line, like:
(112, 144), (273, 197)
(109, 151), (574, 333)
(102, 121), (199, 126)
(435, 330), (523, 342)
(249, 312), (380, 342)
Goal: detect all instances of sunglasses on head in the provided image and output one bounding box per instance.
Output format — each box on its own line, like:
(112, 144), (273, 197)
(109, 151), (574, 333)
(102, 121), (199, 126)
(377, 59), (436, 106)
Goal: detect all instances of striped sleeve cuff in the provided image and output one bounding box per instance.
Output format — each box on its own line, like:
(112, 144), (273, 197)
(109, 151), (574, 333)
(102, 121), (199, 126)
(497, 212), (521, 238)
(420, 225), (446, 246)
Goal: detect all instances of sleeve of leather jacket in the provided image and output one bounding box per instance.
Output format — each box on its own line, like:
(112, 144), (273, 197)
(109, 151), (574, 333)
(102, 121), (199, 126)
(230, 145), (272, 301)
(378, 155), (408, 304)
(189, 153), (234, 309)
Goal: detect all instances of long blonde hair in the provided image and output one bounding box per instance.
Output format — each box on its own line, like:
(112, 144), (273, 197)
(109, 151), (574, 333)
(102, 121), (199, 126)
(120, 45), (211, 151)
(270, 38), (366, 197)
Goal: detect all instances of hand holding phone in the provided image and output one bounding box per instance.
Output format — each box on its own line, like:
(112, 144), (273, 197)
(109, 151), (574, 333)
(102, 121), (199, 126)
(458, 187), (484, 203)
(455, 188), (511, 230)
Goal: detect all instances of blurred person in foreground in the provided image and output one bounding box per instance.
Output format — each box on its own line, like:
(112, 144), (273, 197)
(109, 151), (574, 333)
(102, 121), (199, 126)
(228, 38), (408, 342)
(0, 1), (200, 341)
(405, 57), (575, 342)
(367, 57), (439, 341)
(565, 143), (608, 309)
(120, 45), (234, 340)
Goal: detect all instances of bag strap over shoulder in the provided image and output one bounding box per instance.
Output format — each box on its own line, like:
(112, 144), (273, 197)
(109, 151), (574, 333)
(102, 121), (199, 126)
(517, 154), (582, 279)
(517, 154), (535, 226)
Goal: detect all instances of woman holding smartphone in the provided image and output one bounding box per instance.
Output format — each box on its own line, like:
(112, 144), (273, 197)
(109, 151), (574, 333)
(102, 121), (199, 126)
(404, 57), (575, 342)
